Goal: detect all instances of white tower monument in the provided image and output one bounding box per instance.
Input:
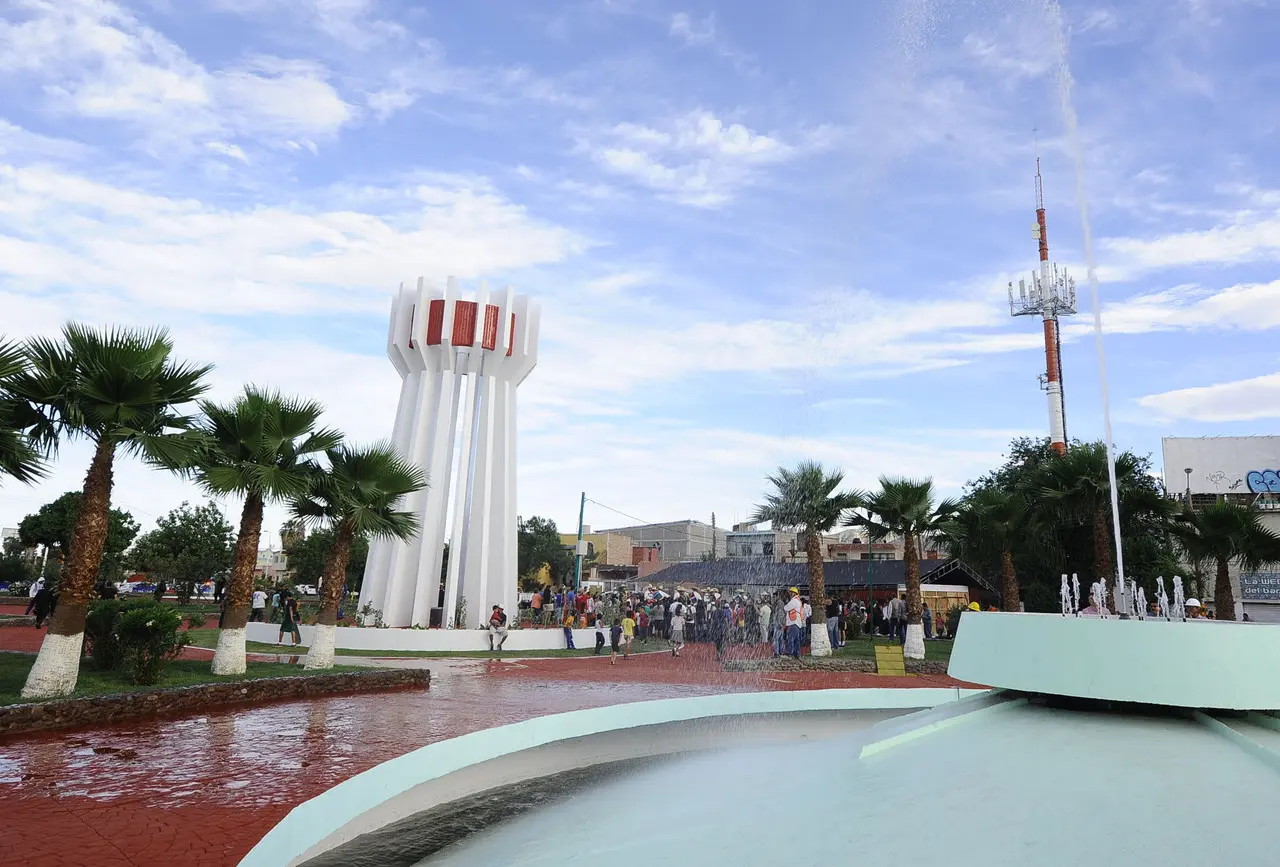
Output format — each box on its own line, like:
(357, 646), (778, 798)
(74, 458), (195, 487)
(360, 277), (540, 628)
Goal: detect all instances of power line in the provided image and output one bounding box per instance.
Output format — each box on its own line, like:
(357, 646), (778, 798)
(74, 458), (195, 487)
(584, 498), (719, 547)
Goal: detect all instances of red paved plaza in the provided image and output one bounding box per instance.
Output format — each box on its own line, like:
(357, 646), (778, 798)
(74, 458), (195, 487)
(0, 623), (969, 866)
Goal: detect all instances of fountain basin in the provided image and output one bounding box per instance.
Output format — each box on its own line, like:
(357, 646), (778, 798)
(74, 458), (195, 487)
(245, 621), (603, 652)
(238, 687), (981, 867)
(949, 611), (1280, 709)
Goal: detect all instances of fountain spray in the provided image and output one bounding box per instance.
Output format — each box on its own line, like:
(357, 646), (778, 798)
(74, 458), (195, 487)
(1044, 0), (1126, 586)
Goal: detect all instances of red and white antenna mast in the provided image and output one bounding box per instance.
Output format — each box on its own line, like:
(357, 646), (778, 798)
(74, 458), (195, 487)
(1009, 150), (1076, 456)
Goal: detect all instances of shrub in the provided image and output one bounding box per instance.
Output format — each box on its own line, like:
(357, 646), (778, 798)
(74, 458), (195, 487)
(115, 604), (189, 685)
(7, 581), (31, 597)
(84, 599), (127, 670)
(946, 605), (964, 640)
(185, 611), (207, 630)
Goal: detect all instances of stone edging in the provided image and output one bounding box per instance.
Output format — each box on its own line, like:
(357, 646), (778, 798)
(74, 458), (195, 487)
(721, 657), (951, 675)
(723, 658), (878, 673)
(0, 668), (430, 739)
(0, 616), (36, 628)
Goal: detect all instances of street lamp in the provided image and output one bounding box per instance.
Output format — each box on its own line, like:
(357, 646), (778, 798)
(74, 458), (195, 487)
(1184, 467), (1193, 504)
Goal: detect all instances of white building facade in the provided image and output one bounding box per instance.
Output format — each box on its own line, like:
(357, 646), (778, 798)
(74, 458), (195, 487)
(360, 278), (540, 628)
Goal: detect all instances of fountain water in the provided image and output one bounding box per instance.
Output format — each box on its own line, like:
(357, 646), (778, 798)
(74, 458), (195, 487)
(1135, 585), (1147, 620)
(1173, 576), (1187, 622)
(1156, 576), (1170, 620)
(1059, 574), (1071, 616)
(1043, 0), (1126, 587)
(1071, 573), (1080, 615)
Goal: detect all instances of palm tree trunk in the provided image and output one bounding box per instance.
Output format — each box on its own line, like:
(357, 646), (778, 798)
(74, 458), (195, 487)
(1214, 555), (1236, 621)
(1000, 548), (1020, 612)
(304, 521), (355, 670)
(21, 439), (116, 699)
(806, 529), (832, 657)
(212, 493), (264, 675)
(903, 530), (925, 660)
(1093, 509), (1115, 609)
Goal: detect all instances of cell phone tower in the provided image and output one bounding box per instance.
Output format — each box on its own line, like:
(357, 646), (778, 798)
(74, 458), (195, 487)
(1008, 157), (1076, 456)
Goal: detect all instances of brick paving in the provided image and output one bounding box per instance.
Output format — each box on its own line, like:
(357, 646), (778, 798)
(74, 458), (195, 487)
(0, 625), (972, 867)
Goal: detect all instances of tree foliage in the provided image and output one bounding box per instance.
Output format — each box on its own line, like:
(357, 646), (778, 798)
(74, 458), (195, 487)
(18, 491), (141, 586)
(127, 501), (235, 602)
(518, 516), (575, 586)
(285, 528), (364, 587)
(956, 437), (1179, 612)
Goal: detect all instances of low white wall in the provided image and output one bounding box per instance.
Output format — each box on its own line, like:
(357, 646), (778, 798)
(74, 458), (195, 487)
(239, 687), (981, 867)
(245, 621), (599, 652)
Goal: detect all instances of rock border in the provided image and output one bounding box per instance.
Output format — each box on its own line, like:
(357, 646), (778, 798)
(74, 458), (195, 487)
(722, 657), (951, 675)
(0, 668), (430, 738)
(0, 616), (36, 628)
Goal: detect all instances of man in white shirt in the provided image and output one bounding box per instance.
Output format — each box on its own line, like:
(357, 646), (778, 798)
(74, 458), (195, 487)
(251, 588), (267, 622)
(783, 587), (805, 658)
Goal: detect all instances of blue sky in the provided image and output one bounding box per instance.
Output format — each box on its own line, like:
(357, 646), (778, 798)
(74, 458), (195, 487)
(2, 0), (1279, 540)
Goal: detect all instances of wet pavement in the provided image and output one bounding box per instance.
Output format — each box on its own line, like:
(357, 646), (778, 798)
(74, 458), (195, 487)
(0, 626), (970, 867)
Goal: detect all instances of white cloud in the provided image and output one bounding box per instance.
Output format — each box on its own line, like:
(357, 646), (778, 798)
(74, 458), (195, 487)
(1103, 209), (1280, 272)
(204, 141), (248, 162)
(669, 12), (715, 46)
(0, 161), (587, 316)
(0, 0), (353, 149)
(1063, 280), (1280, 338)
(1138, 373), (1280, 422)
(581, 110), (814, 206)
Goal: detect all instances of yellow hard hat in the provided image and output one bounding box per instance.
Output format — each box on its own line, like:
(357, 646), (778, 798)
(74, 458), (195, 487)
(968, 601), (981, 611)
(788, 587), (800, 595)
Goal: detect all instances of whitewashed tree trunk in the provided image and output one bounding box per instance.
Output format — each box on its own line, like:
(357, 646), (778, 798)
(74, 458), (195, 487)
(21, 632), (85, 699)
(304, 624), (337, 670)
(211, 628), (247, 675)
(904, 621), (926, 660)
(809, 621), (832, 657)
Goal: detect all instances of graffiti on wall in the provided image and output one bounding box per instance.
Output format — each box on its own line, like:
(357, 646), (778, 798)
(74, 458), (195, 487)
(1247, 469), (1280, 493)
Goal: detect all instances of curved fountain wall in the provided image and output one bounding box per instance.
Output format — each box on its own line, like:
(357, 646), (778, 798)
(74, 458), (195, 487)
(239, 687), (981, 867)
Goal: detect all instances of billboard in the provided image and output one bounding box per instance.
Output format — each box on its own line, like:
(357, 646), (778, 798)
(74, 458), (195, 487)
(1242, 572), (1280, 602)
(1162, 436), (1280, 495)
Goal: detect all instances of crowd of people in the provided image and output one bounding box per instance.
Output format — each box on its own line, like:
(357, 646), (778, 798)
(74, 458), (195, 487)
(515, 583), (957, 658)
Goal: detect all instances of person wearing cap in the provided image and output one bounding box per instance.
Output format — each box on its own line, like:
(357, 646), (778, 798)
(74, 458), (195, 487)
(783, 587), (805, 658)
(488, 604), (509, 651)
(1184, 598), (1204, 619)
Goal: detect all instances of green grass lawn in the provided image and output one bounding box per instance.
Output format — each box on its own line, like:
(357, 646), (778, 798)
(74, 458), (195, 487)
(183, 628), (672, 659)
(833, 636), (954, 662)
(0, 653), (364, 706)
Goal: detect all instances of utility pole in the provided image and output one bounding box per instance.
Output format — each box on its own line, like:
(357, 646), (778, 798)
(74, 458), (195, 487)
(711, 512), (717, 561)
(573, 491), (586, 591)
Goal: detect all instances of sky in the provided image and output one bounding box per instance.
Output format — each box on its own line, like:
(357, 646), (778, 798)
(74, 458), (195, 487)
(2, 0), (1279, 544)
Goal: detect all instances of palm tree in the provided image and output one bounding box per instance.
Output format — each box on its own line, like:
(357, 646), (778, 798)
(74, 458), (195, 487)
(190, 388), (342, 675)
(8, 325), (211, 699)
(943, 488), (1028, 612)
(0, 340), (46, 484)
(1170, 501), (1280, 621)
(751, 461), (861, 657)
(289, 444), (425, 669)
(1034, 442), (1172, 605)
(850, 477), (958, 659)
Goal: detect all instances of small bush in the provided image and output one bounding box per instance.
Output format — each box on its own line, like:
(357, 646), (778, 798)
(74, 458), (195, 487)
(185, 611), (207, 630)
(946, 605), (964, 640)
(115, 605), (189, 685)
(84, 600), (126, 670)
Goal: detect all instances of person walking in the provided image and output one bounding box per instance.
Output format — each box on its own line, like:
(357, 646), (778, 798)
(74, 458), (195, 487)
(251, 587), (267, 622)
(278, 591), (302, 646)
(621, 610), (636, 658)
(825, 597), (841, 652)
(32, 581), (55, 628)
(24, 577), (44, 615)
(594, 616), (606, 655)
(609, 618), (623, 666)
(652, 597), (666, 641)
